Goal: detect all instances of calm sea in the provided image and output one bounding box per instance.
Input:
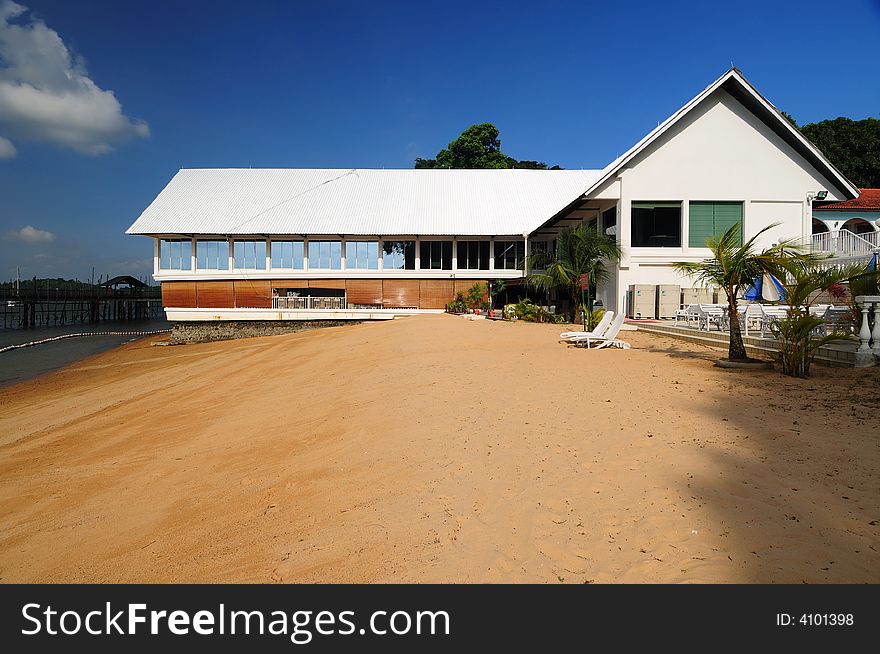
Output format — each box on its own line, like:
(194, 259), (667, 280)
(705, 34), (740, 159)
(0, 320), (170, 388)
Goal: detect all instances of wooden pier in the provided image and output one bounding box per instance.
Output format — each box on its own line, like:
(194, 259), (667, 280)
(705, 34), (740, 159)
(1, 280), (163, 329)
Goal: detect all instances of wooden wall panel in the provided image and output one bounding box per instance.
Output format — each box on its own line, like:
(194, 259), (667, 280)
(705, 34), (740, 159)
(308, 279), (346, 290)
(196, 281), (234, 308)
(383, 279), (420, 308)
(454, 279), (488, 299)
(234, 280), (272, 308)
(419, 280), (455, 309)
(161, 281), (196, 308)
(271, 280), (310, 290)
(346, 279), (383, 306)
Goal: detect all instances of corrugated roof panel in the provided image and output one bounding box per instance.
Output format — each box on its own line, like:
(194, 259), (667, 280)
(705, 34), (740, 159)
(126, 168), (603, 236)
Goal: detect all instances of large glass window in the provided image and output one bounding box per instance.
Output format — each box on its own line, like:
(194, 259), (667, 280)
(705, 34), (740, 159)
(346, 241), (379, 269)
(382, 240), (415, 269)
(420, 240), (453, 270)
(233, 240), (267, 269)
(308, 240), (342, 269)
(688, 201), (743, 248)
(631, 202), (681, 247)
(494, 240), (525, 270)
(159, 239), (191, 270)
(271, 241), (304, 269)
(456, 241), (490, 270)
(196, 240), (229, 270)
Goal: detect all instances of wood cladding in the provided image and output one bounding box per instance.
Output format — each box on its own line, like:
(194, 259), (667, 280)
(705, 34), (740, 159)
(346, 279), (383, 306)
(196, 281), (234, 308)
(163, 278), (462, 309)
(234, 280), (271, 308)
(383, 279), (420, 307)
(161, 281), (196, 308)
(454, 279), (488, 299)
(419, 280), (455, 309)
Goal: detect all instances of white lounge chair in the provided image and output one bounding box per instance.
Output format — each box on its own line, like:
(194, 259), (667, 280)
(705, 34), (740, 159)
(560, 311), (614, 341)
(567, 313), (630, 349)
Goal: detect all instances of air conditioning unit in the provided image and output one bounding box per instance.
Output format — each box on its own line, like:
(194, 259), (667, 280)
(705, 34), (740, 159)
(627, 284), (656, 319)
(656, 284), (681, 319)
(681, 287), (713, 306)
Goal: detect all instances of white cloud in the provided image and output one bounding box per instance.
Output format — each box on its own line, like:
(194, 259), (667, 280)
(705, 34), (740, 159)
(5, 224), (55, 243)
(0, 134), (14, 158)
(0, 1), (148, 155)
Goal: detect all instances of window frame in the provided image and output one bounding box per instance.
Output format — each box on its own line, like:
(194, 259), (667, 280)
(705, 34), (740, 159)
(631, 201), (682, 248)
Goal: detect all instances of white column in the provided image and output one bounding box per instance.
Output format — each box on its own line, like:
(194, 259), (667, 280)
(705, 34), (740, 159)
(452, 238), (458, 271)
(190, 237), (196, 272)
(377, 238), (384, 271)
(489, 238), (495, 271)
(153, 238), (159, 277)
(303, 237), (309, 271)
(872, 301), (880, 357)
(265, 238), (272, 270)
(414, 238), (421, 269)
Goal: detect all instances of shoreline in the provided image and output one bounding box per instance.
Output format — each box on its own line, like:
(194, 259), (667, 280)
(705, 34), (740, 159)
(1, 315), (877, 583)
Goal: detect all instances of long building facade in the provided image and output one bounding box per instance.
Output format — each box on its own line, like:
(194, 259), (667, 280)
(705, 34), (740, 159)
(127, 69), (859, 321)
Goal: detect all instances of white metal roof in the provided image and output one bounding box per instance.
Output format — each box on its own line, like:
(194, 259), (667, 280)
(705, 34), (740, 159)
(126, 168), (603, 237)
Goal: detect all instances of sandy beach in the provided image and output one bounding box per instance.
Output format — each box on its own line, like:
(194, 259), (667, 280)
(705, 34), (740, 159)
(0, 314), (877, 583)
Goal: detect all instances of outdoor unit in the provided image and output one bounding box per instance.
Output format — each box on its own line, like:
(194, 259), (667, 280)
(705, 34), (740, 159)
(714, 288), (728, 305)
(656, 284), (681, 319)
(627, 284), (656, 319)
(681, 287), (713, 306)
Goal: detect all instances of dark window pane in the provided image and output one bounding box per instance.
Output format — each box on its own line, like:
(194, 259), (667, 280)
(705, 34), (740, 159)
(632, 203), (681, 247)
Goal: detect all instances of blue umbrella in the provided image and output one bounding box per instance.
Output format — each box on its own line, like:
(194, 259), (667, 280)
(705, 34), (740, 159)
(743, 272), (785, 301)
(869, 251), (878, 271)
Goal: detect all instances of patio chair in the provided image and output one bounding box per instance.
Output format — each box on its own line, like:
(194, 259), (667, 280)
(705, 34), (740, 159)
(560, 311), (614, 341)
(567, 313), (630, 349)
(696, 304), (725, 332)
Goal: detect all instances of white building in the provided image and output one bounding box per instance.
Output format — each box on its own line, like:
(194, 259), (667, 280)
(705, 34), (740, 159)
(127, 68), (858, 321)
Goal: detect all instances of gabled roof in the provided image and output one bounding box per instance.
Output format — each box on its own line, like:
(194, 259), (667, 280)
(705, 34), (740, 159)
(126, 168), (603, 237)
(814, 189), (880, 212)
(579, 68), (860, 202)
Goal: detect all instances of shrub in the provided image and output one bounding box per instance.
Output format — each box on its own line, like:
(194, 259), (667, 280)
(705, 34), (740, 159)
(446, 292), (468, 314)
(770, 310), (849, 377)
(505, 299), (565, 323)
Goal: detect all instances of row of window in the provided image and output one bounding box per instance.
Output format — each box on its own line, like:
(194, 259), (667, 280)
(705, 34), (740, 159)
(631, 201), (743, 248)
(159, 239), (527, 271)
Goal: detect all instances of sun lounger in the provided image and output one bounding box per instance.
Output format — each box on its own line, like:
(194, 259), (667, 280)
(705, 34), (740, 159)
(567, 313), (630, 349)
(560, 311), (614, 341)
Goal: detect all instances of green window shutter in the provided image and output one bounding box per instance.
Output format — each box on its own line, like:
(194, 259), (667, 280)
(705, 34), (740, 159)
(688, 202), (715, 248)
(689, 201), (743, 247)
(713, 202), (743, 246)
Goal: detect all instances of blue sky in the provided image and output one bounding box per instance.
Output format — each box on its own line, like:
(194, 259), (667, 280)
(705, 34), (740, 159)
(1, 0), (878, 282)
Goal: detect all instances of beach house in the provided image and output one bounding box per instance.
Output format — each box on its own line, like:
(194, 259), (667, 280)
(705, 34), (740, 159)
(126, 68), (858, 322)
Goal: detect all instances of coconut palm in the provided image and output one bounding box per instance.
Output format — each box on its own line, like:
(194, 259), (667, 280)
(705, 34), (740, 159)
(672, 222), (815, 362)
(525, 225), (621, 324)
(768, 259), (869, 377)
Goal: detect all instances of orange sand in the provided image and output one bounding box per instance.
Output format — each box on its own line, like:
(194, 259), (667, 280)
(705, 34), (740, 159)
(0, 314), (877, 583)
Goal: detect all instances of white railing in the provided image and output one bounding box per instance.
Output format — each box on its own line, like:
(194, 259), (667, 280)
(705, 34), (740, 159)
(273, 296), (346, 310)
(854, 295), (880, 368)
(811, 230), (880, 258)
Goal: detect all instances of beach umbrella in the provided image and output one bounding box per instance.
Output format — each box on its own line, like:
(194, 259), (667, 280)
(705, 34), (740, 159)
(869, 251), (878, 271)
(761, 272), (785, 302)
(743, 272), (785, 301)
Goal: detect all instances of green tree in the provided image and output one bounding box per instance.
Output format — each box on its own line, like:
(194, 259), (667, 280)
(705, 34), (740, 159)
(768, 260), (868, 377)
(799, 117), (880, 188)
(672, 223), (813, 362)
(525, 225), (621, 323)
(414, 123), (559, 170)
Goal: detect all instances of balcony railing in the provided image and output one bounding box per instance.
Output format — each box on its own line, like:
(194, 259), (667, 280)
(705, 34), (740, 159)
(811, 229), (880, 259)
(273, 296), (346, 310)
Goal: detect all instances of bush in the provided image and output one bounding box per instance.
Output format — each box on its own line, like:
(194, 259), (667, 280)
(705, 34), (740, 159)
(505, 299), (565, 323)
(770, 309), (849, 377)
(446, 292), (468, 314)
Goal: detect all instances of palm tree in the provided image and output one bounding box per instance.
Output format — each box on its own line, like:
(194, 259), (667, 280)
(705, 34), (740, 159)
(768, 259), (869, 377)
(672, 222), (814, 362)
(525, 225), (621, 324)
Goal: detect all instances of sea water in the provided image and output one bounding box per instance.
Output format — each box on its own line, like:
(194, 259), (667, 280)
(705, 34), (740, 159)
(0, 319), (170, 387)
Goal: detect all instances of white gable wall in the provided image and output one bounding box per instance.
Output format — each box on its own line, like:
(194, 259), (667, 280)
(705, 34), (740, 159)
(594, 87), (846, 315)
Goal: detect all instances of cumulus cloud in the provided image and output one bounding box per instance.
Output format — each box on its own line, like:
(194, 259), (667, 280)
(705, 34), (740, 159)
(0, 1), (148, 155)
(0, 134), (14, 158)
(5, 224), (55, 243)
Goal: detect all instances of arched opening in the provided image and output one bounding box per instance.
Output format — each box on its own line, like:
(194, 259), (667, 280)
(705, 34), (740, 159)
(841, 218), (875, 235)
(811, 218), (830, 234)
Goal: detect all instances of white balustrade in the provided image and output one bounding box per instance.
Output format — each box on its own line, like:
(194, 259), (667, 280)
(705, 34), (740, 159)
(854, 295), (880, 367)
